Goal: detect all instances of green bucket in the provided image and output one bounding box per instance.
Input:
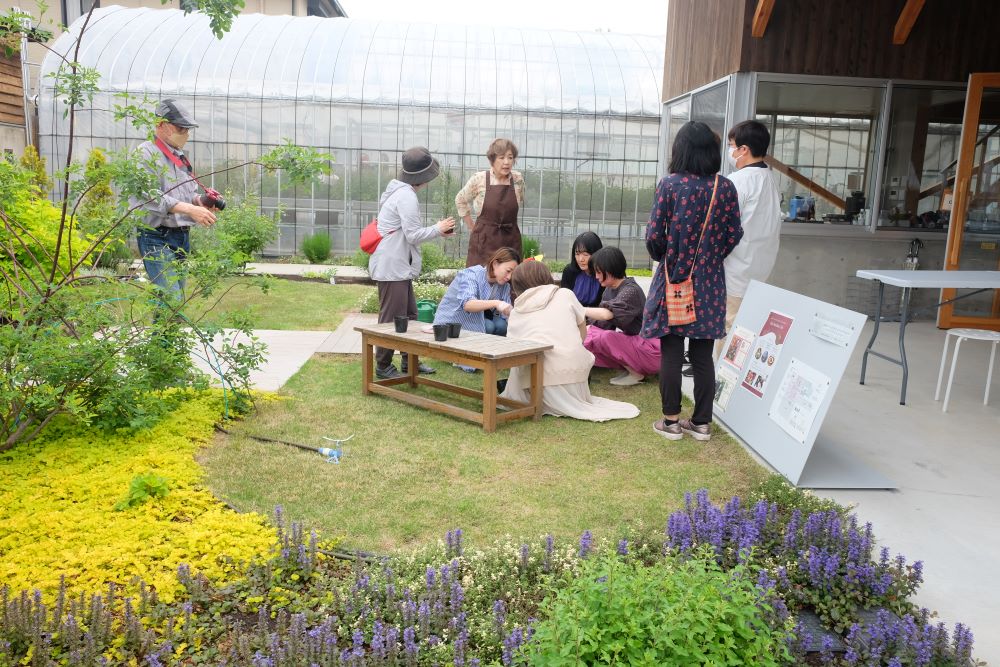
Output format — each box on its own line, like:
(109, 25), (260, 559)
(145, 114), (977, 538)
(416, 300), (437, 323)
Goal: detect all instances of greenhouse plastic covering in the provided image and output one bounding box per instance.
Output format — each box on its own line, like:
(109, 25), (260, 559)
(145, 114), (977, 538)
(40, 6), (662, 115)
(37, 6), (664, 258)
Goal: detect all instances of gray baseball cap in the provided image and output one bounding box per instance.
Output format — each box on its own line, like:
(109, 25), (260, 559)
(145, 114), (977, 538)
(155, 98), (199, 128)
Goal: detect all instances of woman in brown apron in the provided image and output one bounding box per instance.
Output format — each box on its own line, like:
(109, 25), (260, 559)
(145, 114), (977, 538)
(455, 138), (524, 267)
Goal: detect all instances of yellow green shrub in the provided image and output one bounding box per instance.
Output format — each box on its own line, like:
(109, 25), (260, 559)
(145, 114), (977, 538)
(0, 394), (276, 603)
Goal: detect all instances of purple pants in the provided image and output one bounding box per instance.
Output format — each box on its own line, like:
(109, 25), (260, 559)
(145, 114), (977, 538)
(584, 326), (661, 376)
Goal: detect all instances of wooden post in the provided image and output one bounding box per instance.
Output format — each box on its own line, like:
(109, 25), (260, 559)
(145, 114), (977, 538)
(361, 333), (373, 396)
(482, 362), (498, 433)
(530, 356), (544, 421)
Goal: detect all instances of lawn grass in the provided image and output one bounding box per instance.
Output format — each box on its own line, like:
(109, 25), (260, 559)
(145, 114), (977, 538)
(190, 279), (370, 331)
(199, 356), (770, 553)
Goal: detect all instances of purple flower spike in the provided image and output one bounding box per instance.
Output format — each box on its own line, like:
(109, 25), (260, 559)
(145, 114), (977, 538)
(578, 530), (593, 558)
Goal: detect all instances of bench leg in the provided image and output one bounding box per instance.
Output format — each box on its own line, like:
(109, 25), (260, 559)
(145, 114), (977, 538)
(483, 363), (497, 433)
(361, 334), (373, 396)
(407, 352), (419, 387)
(530, 356), (544, 421)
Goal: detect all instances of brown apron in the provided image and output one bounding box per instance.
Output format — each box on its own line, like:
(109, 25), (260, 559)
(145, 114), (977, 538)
(465, 170), (521, 267)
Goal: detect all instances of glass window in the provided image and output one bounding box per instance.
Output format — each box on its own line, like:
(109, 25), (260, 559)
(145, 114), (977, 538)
(691, 81), (728, 140)
(879, 86), (966, 232)
(755, 81), (885, 224)
(663, 97), (690, 169)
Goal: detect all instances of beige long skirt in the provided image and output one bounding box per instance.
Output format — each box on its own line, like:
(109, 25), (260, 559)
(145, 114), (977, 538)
(501, 373), (640, 422)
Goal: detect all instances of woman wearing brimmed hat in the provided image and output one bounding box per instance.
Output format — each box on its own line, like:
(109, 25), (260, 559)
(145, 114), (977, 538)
(369, 147), (456, 380)
(456, 138), (525, 267)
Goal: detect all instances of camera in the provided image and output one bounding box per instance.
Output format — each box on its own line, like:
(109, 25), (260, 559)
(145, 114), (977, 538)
(193, 188), (226, 211)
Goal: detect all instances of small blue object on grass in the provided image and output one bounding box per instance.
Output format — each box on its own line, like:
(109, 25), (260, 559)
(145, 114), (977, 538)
(320, 434), (353, 463)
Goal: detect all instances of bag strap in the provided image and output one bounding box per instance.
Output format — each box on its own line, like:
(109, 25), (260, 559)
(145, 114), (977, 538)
(154, 137), (210, 192)
(668, 174), (719, 286)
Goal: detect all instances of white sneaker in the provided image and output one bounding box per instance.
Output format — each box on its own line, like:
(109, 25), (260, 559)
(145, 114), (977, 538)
(610, 370), (644, 386)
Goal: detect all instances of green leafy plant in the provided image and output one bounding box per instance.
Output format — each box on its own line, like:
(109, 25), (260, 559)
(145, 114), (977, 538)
(420, 241), (449, 277)
(357, 279), (447, 314)
(748, 474), (848, 520)
(203, 194), (280, 267)
(113, 472), (170, 511)
(526, 550), (792, 666)
(301, 232), (332, 263)
(522, 235), (541, 260)
(0, 2), (331, 451)
(18, 145), (51, 195)
(351, 248), (370, 273)
(77, 148), (132, 269)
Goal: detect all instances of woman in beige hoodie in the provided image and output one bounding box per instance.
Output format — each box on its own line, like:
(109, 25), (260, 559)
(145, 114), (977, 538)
(500, 261), (640, 422)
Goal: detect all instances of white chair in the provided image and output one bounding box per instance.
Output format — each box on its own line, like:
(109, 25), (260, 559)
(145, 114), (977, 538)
(934, 328), (1000, 412)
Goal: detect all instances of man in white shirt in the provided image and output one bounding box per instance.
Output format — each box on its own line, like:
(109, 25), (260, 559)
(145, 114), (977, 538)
(717, 120), (782, 356)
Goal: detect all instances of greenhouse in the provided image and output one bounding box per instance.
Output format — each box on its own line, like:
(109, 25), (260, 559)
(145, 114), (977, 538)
(37, 6), (664, 262)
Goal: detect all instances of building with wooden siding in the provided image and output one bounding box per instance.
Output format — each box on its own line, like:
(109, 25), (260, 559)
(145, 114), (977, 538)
(0, 53), (26, 158)
(663, 0), (1000, 328)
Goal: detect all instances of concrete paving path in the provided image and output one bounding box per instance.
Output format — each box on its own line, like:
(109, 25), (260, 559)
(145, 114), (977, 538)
(190, 329), (333, 391)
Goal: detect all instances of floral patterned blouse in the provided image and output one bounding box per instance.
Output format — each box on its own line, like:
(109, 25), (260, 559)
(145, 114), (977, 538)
(641, 173), (743, 341)
(454, 170), (525, 219)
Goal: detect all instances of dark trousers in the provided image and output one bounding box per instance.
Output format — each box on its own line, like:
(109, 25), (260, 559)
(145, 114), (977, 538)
(376, 280), (417, 369)
(659, 335), (714, 425)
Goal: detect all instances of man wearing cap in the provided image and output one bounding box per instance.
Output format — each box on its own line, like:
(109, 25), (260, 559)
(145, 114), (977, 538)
(369, 146), (456, 379)
(133, 98), (217, 303)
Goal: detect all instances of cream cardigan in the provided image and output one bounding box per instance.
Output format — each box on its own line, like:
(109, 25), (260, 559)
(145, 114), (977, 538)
(507, 284), (593, 388)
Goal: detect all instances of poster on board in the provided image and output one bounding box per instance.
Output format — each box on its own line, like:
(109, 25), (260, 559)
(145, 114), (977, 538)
(741, 311), (794, 398)
(769, 358), (831, 443)
(714, 365), (740, 411)
(721, 325), (755, 372)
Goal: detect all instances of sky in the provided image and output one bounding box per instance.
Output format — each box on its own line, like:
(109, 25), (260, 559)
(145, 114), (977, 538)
(336, 0), (668, 39)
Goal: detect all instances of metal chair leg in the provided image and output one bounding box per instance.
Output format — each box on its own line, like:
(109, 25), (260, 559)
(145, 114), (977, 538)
(942, 336), (964, 413)
(986, 340), (998, 406)
(935, 332), (952, 401)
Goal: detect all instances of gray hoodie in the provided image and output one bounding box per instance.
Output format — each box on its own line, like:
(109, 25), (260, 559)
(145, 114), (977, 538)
(368, 179), (443, 282)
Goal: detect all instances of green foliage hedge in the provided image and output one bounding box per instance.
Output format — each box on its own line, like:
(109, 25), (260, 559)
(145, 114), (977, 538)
(527, 550), (791, 666)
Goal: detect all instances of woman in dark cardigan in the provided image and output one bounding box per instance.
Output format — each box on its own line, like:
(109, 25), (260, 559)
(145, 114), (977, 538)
(642, 121), (743, 442)
(559, 231), (604, 307)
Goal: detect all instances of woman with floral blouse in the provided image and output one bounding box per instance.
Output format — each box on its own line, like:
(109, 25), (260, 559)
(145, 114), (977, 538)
(642, 121), (743, 442)
(456, 138), (525, 267)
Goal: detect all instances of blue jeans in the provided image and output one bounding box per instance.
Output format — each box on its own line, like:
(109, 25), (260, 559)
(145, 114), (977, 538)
(138, 227), (190, 303)
(484, 316), (507, 336)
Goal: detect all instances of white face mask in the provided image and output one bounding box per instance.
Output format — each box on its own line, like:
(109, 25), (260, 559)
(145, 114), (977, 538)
(726, 146), (740, 169)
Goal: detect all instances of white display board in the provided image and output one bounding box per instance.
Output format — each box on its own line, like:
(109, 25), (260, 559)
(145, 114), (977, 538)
(715, 281), (894, 489)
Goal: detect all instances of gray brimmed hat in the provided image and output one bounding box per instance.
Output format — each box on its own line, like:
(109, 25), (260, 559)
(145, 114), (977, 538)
(398, 146), (440, 185)
(155, 98), (199, 128)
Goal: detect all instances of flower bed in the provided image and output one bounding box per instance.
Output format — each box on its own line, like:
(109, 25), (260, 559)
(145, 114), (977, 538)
(0, 394), (276, 605)
(0, 480), (978, 666)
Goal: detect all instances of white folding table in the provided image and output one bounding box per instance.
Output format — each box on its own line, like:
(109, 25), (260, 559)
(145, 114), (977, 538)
(855, 269), (1000, 404)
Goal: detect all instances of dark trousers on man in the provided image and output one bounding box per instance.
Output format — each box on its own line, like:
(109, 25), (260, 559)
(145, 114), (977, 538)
(376, 280), (417, 370)
(659, 335), (715, 425)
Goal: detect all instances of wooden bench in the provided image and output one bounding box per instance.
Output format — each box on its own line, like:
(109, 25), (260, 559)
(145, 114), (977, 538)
(355, 322), (551, 432)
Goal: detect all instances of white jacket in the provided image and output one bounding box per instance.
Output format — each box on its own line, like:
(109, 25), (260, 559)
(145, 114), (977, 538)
(723, 165), (782, 298)
(369, 180), (443, 282)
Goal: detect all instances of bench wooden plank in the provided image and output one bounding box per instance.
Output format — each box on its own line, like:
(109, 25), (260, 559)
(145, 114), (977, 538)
(354, 322), (551, 359)
(357, 322), (547, 432)
(368, 382), (484, 425)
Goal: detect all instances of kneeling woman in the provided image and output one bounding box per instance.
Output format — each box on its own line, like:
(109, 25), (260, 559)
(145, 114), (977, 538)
(559, 231), (604, 307)
(500, 261), (639, 422)
(583, 246), (661, 386)
(433, 247), (520, 335)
